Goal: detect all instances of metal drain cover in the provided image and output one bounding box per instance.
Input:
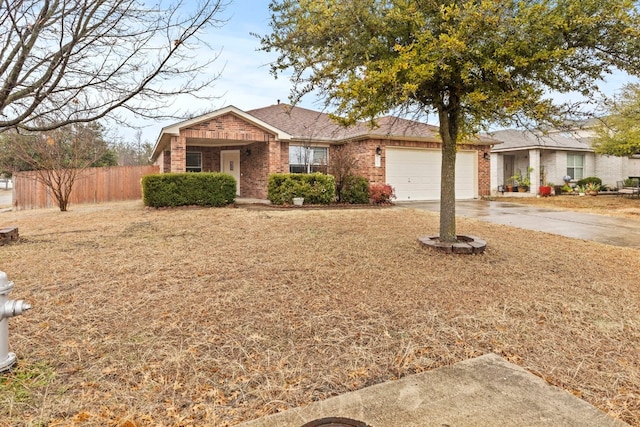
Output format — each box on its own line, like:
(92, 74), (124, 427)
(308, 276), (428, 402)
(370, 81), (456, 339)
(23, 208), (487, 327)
(301, 417), (371, 427)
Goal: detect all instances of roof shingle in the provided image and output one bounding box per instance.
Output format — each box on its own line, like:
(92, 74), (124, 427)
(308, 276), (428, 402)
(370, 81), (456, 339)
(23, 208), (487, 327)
(247, 104), (496, 144)
(490, 129), (592, 152)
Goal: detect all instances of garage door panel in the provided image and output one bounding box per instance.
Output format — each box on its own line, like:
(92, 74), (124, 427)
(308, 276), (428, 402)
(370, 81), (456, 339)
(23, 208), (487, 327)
(455, 151), (477, 199)
(386, 148), (477, 201)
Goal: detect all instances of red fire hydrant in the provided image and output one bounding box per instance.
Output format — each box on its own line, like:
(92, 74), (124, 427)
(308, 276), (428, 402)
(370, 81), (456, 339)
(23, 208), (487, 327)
(0, 271), (31, 373)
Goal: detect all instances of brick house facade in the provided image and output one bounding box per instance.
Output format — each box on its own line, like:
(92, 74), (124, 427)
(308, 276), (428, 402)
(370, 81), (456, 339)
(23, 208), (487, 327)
(151, 104), (495, 200)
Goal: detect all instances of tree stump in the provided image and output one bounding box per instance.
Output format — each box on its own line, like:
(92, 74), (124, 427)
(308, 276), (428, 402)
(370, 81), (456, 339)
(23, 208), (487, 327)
(0, 227), (19, 245)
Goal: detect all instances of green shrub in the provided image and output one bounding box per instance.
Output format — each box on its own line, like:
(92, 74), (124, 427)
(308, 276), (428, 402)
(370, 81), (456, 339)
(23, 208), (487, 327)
(370, 184), (396, 204)
(561, 184), (572, 193)
(624, 178), (639, 187)
(340, 175), (369, 204)
(142, 172), (236, 208)
(268, 173), (335, 205)
(576, 176), (602, 187)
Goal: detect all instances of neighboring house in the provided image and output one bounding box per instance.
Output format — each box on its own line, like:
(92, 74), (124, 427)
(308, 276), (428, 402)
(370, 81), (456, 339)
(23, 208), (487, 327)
(490, 123), (640, 194)
(151, 103), (496, 201)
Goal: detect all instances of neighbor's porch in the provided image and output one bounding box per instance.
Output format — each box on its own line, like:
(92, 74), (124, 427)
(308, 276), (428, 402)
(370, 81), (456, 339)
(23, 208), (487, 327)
(491, 148), (595, 195)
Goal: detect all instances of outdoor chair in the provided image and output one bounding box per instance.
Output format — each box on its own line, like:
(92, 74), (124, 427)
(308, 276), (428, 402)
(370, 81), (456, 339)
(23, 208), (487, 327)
(617, 180), (640, 197)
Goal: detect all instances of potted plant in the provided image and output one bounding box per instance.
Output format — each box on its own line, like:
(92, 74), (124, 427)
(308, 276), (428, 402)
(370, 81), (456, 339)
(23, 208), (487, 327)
(586, 182), (600, 196)
(540, 181), (552, 197)
(509, 172), (523, 191)
(506, 177), (514, 192)
(576, 184), (587, 196)
(511, 166), (533, 192)
(507, 174), (520, 192)
(539, 168), (552, 196)
(518, 175), (531, 192)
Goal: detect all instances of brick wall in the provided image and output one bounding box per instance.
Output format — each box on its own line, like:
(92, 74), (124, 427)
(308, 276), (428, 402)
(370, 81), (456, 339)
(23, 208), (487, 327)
(271, 140), (288, 175)
(474, 146), (491, 197)
(330, 139), (385, 185)
(170, 136), (186, 172)
(158, 150), (171, 173)
(242, 142), (270, 199)
(184, 113), (274, 142)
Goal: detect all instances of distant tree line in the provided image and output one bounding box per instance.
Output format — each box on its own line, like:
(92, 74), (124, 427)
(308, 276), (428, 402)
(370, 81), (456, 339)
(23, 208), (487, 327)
(0, 124), (153, 178)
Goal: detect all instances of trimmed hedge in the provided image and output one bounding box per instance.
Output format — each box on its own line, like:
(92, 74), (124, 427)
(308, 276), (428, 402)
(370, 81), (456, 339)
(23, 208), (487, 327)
(268, 173), (335, 205)
(142, 172), (236, 208)
(576, 176), (602, 187)
(341, 175), (370, 204)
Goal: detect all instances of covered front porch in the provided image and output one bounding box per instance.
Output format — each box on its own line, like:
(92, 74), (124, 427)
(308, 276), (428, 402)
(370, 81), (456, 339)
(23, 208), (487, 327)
(489, 129), (595, 196)
(151, 107), (293, 199)
(492, 147), (594, 195)
(492, 148), (544, 195)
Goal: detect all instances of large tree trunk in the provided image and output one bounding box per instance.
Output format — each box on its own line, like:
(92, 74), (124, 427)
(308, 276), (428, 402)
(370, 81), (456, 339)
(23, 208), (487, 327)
(437, 94), (460, 243)
(439, 128), (457, 242)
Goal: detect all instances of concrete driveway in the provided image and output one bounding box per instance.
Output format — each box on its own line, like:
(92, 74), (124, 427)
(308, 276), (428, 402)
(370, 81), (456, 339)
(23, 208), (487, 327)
(397, 200), (640, 249)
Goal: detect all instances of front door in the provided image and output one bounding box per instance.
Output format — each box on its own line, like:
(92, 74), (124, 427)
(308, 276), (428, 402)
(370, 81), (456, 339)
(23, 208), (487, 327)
(503, 155), (515, 187)
(221, 150), (240, 195)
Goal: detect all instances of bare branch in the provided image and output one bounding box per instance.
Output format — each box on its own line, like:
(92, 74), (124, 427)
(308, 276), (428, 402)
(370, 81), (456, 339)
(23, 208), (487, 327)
(0, 0), (229, 133)
(0, 121), (116, 210)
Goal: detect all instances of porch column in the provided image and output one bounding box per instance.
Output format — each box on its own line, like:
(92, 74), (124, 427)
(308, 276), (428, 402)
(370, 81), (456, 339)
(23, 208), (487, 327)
(491, 153), (502, 195)
(529, 148), (541, 194)
(170, 135), (186, 173)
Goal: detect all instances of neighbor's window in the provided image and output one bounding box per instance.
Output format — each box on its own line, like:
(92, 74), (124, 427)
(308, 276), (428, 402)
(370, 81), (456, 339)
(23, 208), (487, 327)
(289, 146), (328, 173)
(186, 151), (202, 172)
(566, 154), (584, 180)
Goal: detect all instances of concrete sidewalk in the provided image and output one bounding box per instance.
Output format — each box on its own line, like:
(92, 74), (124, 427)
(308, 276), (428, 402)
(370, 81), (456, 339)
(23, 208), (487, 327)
(237, 354), (626, 427)
(397, 200), (640, 248)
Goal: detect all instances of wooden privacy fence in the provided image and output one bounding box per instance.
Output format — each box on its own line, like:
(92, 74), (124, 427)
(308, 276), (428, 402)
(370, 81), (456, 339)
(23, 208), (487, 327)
(13, 165), (159, 210)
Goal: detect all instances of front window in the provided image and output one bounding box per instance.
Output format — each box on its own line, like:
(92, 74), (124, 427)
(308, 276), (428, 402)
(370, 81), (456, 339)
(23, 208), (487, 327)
(289, 146), (328, 173)
(566, 154), (584, 180)
(186, 151), (202, 172)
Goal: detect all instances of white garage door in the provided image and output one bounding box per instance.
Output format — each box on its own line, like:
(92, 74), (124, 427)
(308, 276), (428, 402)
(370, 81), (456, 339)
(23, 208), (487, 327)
(386, 148), (477, 201)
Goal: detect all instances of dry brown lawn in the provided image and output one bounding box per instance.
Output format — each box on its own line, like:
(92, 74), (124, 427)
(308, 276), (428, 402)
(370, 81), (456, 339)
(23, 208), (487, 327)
(1, 198), (639, 426)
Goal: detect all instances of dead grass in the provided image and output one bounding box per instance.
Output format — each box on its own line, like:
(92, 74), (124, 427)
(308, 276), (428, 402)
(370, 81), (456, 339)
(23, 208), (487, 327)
(1, 200), (639, 426)
(497, 194), (640, 218)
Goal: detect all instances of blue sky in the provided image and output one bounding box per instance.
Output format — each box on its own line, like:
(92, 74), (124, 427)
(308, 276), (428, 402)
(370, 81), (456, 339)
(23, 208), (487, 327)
(207, 2), (326, 110)
(205, 1), (300, 110)
(135, 1), (637, 146)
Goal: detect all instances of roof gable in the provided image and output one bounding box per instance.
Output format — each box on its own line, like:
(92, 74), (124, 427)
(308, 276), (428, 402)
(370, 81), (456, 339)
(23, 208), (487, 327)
(152, 106), (293, 160)
(161, 105), (291, 139)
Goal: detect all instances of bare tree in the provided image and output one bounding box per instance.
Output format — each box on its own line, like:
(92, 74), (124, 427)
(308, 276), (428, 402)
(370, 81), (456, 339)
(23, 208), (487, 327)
(328, 144), (358, 202)
(0, 0), (228, 133)
(3, 123), (116, 210)
(110, 129), (153, 166)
